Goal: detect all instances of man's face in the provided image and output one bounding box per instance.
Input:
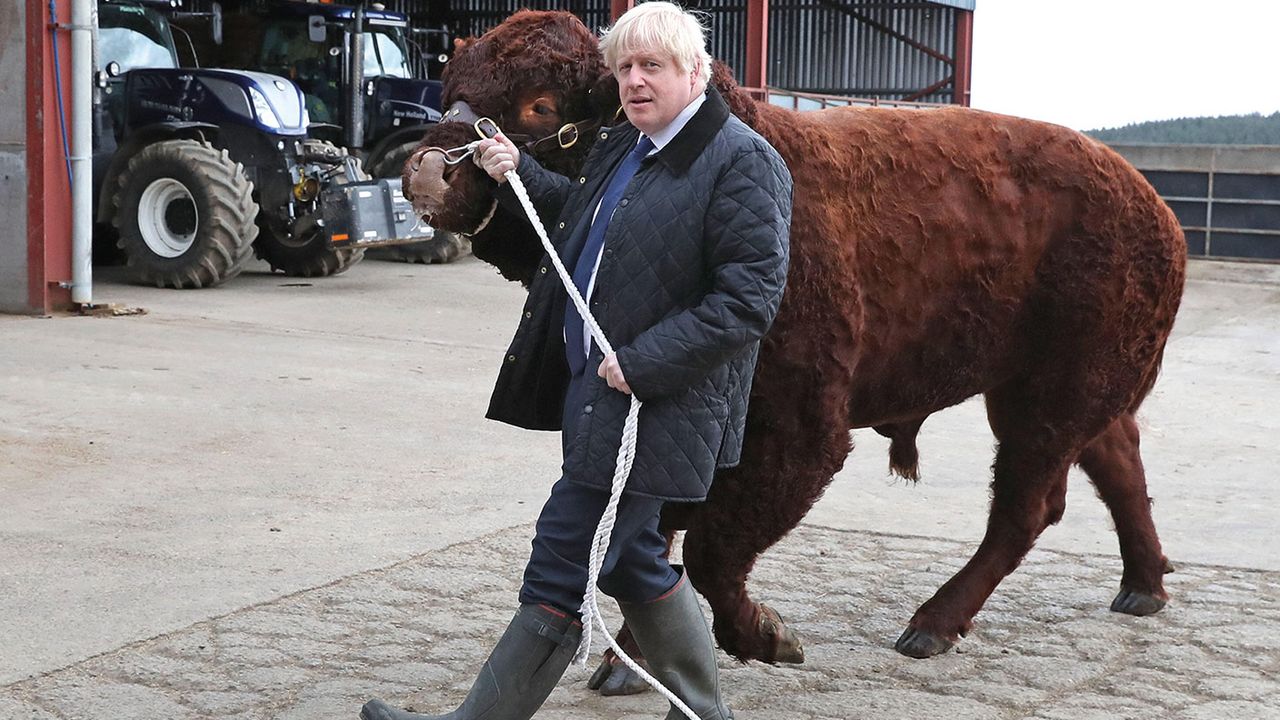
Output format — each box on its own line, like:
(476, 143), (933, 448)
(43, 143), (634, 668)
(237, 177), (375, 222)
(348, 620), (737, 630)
(615, 49), (699, 136)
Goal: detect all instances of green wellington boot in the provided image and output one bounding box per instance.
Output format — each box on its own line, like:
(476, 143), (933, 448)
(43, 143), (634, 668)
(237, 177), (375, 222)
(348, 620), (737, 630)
(618, 572), (733, 720)
(360, 604), (581, 720)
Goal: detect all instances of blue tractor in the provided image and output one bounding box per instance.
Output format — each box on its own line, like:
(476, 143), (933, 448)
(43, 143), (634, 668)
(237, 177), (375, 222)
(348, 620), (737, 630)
(93, 0), (432, 287)
(176, 0), (466, 264)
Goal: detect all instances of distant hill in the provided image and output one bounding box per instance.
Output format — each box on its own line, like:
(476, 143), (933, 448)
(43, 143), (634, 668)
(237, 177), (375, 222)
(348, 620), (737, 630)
(1086, 112), (1280, 145)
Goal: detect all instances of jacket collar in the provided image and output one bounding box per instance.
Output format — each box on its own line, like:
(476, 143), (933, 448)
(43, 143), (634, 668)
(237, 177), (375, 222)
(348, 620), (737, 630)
(607, 85), (731, 176)
(656, 85), (731, 175)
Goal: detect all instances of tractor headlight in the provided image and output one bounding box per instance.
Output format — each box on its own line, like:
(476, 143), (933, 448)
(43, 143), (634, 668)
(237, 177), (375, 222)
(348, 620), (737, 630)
(249, 87), (282, 129)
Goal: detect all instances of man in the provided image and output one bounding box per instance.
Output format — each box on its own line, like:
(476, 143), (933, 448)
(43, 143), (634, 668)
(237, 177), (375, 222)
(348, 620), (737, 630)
(362, 3), (790, 719)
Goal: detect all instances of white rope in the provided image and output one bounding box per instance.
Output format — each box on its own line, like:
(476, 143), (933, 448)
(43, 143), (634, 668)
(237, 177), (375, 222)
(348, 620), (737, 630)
(503, 168), (701, 720)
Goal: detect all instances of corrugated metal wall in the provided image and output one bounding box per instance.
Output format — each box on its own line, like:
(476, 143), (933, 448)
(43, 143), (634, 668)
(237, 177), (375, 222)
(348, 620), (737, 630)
(766, 0), (960, 102)
(186, 0), (966, 103)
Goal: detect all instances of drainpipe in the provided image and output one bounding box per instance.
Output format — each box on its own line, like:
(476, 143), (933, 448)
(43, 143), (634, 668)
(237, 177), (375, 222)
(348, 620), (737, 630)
(70, 0), (94, 305)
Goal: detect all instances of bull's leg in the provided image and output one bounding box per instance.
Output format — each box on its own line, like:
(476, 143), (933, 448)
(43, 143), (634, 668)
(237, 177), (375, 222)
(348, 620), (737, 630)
(680, 406), (853, 664)
(1076, 413), (1170, 616)
(896, 380), (1099, 658)
(587, 527), (680, 696)
(585, 621), (652, 696)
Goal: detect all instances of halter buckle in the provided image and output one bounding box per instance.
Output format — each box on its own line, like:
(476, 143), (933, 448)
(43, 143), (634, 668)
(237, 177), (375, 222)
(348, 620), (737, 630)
(557, 123), (579, 149)
(474, 117), (502, 141)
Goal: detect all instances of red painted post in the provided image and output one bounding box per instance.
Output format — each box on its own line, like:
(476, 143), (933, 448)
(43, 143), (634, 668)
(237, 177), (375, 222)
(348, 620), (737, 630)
(952, 10), (973, 107)
(26, 0), (73, 313)
(610, 0), (634, 22)
(745, 0), (768, 91)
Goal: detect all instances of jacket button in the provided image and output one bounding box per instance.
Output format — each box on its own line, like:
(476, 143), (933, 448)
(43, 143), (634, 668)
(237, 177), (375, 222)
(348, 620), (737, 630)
(540, 266), (547, 274)
(558, 221), (565, 229)
(508, 354), (516, 362)
(619, 198), (628, 207)
(524, 311), (532, 319)
(583, 404), (593, 414)
(604, 248), (613, 257)
(600, 132), (608, 139)
(579, 176), (586, 184)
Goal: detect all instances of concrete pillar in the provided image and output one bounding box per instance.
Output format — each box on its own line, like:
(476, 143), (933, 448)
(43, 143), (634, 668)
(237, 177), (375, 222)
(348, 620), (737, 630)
(0, 1), (29, 312)
(2, 0), (73, 314)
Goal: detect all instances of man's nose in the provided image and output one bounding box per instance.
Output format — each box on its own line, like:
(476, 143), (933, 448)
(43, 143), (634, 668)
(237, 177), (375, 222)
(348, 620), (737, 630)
(622, 67), (644, 87)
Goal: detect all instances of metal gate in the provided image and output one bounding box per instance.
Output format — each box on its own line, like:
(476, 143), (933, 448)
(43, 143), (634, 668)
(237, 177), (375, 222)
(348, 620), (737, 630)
(1112, 144), (1280, 262)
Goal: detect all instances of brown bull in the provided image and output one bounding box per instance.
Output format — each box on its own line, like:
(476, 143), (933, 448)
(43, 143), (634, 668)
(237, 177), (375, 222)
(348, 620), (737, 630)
(404, 9), (1186, 676)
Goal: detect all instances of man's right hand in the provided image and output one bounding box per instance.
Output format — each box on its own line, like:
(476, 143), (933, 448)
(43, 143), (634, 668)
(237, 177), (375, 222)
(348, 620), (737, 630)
(475, 134), (520, 184)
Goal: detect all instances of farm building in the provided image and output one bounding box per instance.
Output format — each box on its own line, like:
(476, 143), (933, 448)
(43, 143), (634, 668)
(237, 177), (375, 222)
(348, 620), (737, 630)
(7, 1), (1274, 314)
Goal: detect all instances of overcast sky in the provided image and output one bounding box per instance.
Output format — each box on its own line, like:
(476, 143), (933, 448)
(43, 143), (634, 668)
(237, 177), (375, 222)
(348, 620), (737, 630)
(969, 0), (1280, 131)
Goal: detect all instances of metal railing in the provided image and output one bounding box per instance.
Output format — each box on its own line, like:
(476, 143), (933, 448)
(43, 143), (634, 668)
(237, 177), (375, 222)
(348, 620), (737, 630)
(740, 86), (944, 111)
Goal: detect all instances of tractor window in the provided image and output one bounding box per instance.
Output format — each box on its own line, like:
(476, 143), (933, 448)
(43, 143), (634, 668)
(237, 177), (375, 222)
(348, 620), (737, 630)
(364, 30), (410, 79)
(259, 20), (338, 123)
(98, 5), (179, 72)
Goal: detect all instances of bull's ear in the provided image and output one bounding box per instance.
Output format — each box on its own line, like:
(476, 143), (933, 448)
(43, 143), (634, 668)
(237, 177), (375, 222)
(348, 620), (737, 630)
(588, 69), (620, 120)
(711, 60), (759, 127)
(453, 37), (472, 52)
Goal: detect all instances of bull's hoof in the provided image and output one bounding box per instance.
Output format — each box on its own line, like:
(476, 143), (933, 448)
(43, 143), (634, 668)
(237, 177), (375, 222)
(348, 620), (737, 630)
(1110, 588), (1167, 616)
(586, 657), (652, 696)
(894, 627), (955, 658)
(758, 603), (805, 664)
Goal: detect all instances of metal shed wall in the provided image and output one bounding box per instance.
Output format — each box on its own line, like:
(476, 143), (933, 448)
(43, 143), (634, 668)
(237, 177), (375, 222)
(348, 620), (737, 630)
(357, 0), (972, 104)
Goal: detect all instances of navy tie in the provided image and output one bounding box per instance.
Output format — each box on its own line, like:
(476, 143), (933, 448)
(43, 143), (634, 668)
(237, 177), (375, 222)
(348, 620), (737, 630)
(565, 136), (655, 376)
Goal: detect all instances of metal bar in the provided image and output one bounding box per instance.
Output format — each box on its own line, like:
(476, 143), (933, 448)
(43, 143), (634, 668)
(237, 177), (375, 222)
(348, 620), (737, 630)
(817, 0), (954, 66)
(903, 74), (953, 102)
(1162, 196), (1280, 207)
(952, 9), (972, 105)
(746, 0), (768, 89)
(1175, 227), (1280, 237)
(610, 0), (632, 22)
(742, 85), (944, 109)
(1207, 152), (1216, 255)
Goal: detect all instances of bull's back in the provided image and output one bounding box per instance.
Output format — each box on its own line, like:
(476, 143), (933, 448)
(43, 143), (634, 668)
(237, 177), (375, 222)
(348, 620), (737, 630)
(751, 102), (1185, 424)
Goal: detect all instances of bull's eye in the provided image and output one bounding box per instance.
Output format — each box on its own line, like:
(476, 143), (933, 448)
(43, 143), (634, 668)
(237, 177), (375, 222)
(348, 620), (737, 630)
(533, 102), (555, 116)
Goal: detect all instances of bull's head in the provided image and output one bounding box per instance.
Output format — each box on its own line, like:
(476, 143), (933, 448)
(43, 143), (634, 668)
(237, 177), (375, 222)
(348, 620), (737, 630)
(403, 11), (616, 282)
(404, 10), (759, 284)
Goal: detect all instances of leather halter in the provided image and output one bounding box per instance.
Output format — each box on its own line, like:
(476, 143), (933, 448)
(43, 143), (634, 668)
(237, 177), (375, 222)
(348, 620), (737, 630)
(441, 100), (602, 154)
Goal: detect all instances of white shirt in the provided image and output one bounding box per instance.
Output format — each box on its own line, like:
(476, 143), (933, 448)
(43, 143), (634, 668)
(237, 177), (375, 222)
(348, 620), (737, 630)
(578, 92), (708, 360)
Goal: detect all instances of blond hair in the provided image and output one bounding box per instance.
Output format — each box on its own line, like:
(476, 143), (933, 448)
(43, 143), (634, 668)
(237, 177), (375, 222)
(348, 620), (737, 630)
(600, 2), (712, 86)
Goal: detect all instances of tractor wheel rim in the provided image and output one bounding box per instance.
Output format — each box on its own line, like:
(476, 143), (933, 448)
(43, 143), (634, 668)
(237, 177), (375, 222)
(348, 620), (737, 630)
(138, 178), (198, 258)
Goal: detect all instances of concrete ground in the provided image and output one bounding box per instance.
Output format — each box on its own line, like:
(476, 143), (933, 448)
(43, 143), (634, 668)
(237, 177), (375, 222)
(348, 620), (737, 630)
(1, 255), (1277, 719)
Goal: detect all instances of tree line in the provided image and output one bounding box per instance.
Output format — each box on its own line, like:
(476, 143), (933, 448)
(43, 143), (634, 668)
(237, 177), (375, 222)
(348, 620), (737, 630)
(1086, 112), (1280, 145)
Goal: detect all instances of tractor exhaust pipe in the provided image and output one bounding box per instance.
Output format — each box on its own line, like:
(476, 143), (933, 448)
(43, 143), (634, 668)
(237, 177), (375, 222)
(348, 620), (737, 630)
(345, 2), (365, 150)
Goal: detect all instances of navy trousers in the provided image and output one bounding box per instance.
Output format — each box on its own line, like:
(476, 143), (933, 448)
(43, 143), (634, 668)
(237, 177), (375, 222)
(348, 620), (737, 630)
(518, 372), (681, 614)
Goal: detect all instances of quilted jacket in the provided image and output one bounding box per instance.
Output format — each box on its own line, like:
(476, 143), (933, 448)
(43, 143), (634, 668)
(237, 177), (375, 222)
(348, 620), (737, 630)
(487, 86), (792, 501)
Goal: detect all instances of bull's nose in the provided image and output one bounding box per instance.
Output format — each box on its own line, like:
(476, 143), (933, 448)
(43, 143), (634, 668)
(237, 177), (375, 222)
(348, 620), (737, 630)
(408, 151), (452, 215)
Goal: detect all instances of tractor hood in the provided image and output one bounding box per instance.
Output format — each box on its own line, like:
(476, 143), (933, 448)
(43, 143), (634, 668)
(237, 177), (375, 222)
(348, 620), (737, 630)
(124, 68), (309, 136)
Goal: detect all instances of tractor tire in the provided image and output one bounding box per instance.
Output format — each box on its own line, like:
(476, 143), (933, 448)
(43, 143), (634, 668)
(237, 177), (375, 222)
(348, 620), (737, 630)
(112, 140), (258, 289)
(367, 140), (472, 265)
(253, 142), (365, 278)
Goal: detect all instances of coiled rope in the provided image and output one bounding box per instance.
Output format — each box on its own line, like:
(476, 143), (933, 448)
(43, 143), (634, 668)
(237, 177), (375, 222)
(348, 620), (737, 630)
(500, 155), (701, 720)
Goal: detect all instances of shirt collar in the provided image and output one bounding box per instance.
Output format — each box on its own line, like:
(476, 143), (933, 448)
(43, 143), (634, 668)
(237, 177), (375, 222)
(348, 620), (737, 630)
(642, 92), (707, 153)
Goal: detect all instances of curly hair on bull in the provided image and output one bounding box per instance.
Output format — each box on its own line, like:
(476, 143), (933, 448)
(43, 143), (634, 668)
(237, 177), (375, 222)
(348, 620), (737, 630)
(442, 10), (607, 127)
